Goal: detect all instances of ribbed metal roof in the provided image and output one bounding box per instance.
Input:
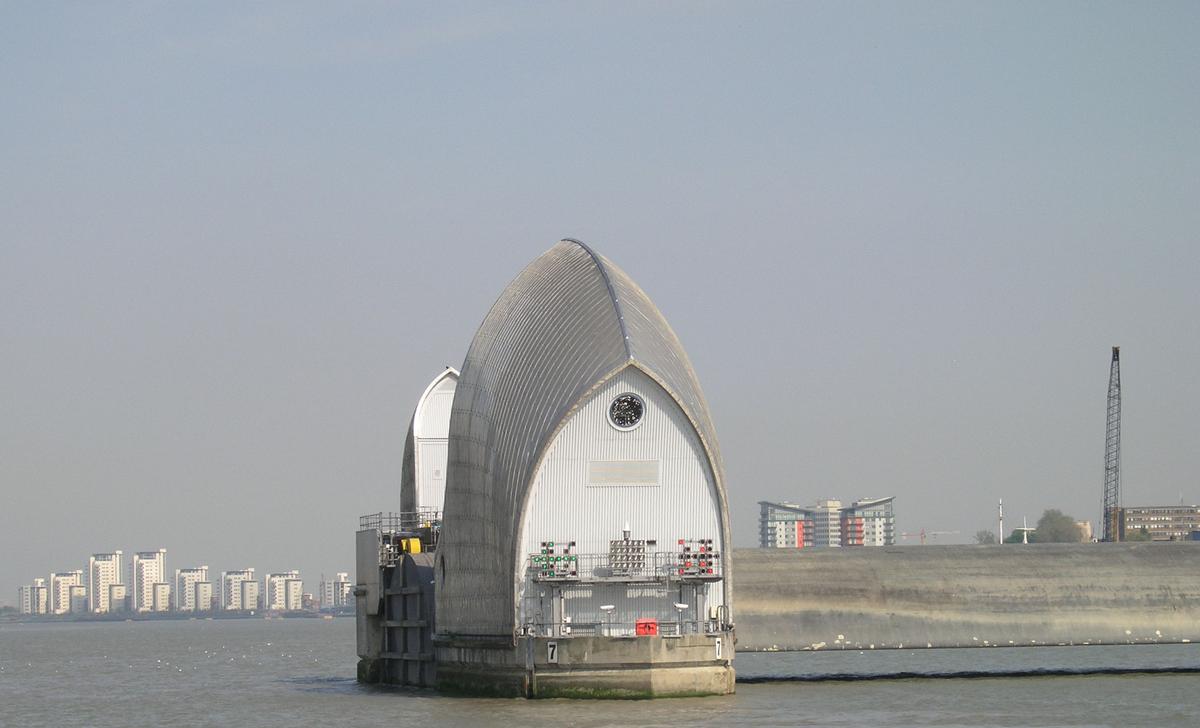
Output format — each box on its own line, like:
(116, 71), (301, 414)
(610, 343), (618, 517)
(437, 240), (729, 638)
(399, 367), (459, 514)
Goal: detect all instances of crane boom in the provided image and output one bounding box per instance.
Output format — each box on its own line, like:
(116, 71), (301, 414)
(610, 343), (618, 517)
(1103, 346), (1122, 542)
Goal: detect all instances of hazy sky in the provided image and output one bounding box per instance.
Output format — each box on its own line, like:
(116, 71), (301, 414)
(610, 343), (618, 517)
(3, 2), (1198, 604)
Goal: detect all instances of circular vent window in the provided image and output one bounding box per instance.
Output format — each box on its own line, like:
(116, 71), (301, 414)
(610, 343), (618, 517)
(608, 393), (645, 430)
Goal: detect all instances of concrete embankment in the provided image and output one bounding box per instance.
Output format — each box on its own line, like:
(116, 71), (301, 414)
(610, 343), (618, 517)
(733, 543), (1200, 651)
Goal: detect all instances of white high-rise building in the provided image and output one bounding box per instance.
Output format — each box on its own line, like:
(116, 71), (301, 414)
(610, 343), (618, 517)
(194, 582), (214, 612)
(221, 569), (256, 611)
(152, 583), (170, 612)
(130, 549), (166, 612)
(264, 571), (301, 611)
(240, 580), (260, 612)
(108, 583), (128, 612)
(285, 579), (303, 611)
(17, 580), (48, 614)
(88, 551), (123, 613)
(49, 571), (83, 615)
(30, 578), (49, 614)
(69, 585), (88, 614)
(174, 566), (209, 612)
(320, 572), (352, 609)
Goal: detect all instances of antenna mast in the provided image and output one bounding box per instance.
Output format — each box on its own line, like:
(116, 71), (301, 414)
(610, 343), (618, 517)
(1103, 346), (1122, 542)
(998, 499), (1004, 544)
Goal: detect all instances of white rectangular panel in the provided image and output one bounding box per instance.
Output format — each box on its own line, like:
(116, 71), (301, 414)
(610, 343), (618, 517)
(586, 460), (660, 486)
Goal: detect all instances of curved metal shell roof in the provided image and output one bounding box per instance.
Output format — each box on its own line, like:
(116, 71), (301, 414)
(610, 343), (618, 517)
(437, 239), (729, 638)
(399, 367), (459, 514)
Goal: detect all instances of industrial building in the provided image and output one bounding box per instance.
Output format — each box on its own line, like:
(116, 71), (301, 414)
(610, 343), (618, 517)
(1124, 505), (1200, 541)
(759, 497), (896, 548)
(357, 240), (734, 697)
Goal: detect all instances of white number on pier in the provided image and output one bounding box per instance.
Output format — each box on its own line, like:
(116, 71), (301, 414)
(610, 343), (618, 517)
(547, 641), (558, 664)
(714, 638), (722, 659)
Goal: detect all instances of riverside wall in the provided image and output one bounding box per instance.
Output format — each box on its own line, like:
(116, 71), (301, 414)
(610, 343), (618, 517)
(733, 543), (1200, 651)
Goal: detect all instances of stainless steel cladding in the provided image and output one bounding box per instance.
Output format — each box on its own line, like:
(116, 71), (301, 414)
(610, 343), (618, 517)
(436, 240), (731, 639)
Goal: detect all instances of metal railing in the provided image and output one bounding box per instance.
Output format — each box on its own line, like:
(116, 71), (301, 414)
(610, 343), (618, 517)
(359, 509), (441, 532)
(521, 617), (729, 638)
(527, 550), (722, 584)
(361, 511), (442, 567)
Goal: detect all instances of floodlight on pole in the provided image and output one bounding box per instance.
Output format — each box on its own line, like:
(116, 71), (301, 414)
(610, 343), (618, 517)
(600, 604), (616, 636)
(674, 602), (689, 634)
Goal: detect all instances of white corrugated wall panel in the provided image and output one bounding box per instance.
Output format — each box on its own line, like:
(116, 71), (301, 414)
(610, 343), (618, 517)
(516, 366), (723, 629)
(416, 440), (449, 512)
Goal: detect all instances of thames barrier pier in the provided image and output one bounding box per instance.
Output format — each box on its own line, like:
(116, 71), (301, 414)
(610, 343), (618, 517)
(356, 240), (735, 697)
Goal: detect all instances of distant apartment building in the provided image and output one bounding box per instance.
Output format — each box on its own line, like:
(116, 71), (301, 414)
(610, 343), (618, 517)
(18, 578), (49, 615)
(194, 582), (214, 612)
(221, 569), (256, 610)
(88, 551), (123, 613)
(759, 497), (897, 548)
(843, 497), (897, 546)
(174, 566), (210, 612)
(108, 583), (128, 612)
(240, 580), (260, 612)
(1124, 505), (1200, 541)
(320, 572), (351, 609)
(69, 585), (88, 614)
(130, 549), (167, 612)
(49, 571), (84, 615)
(152, 583), (170, 612)
(265, 571), (302, 611)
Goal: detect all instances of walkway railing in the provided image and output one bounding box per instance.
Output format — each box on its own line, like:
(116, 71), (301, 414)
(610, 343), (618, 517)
(527, 550), (722, 584)
(359, 509), (441, 532)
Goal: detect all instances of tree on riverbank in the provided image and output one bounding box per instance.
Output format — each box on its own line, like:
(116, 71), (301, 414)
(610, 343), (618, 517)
(1032, 509), (1083, 543)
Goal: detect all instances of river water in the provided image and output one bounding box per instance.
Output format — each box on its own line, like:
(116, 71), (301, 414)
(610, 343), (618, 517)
(2, 618), (1198, 727)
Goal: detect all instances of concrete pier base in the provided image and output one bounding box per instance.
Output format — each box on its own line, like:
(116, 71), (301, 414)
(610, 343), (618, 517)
(434, 632), (736, 698)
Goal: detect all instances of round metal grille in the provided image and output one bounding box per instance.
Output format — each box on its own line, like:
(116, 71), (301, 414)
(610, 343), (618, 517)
(609, 393), (645, 429)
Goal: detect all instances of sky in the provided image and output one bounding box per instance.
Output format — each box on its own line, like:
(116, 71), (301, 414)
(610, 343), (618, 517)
(2, 2), (1198, 604)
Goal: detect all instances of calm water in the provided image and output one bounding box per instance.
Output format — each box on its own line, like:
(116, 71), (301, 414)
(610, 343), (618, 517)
(2, 618), (1199, 727)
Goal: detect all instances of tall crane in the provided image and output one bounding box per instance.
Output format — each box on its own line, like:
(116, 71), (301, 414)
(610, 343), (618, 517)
(1102, 346), (1122, 542)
